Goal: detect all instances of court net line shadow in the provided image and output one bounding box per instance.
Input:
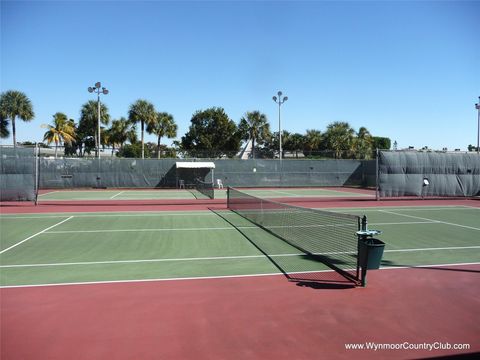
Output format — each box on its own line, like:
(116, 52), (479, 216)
(209, 208), (357, 289)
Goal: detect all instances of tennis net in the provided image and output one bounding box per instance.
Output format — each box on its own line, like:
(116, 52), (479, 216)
(227, 187), (361, 282)
(194, 178), (215, 199)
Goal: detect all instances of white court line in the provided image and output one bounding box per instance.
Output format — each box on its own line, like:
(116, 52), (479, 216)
(2, 245), (479, 269)
(36, 191), (60, 197)
(386, 245), (480, 253)
(109, 191), (125, 199)
(43, 221), (438, 234)
(0, 212), (221, 219)
(46, 227), (247, 234)
(0, 216), (74, 255)
(1, 262), (479, 289)
(379, 210), (480, 231)
(335, 206), (475, 212)
(0, 254), (294, 268)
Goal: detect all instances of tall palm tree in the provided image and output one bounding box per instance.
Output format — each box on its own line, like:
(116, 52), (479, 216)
(0, 90), (35, 147)
(78, 100), (110, 156)
(146, 112), (177, 159)
(41, 112), (76, 158)
(238, 111), (270, 159)
(324, 121), (355, 159)
(128, 100), (156, 159)
(304, 129), (322, 156)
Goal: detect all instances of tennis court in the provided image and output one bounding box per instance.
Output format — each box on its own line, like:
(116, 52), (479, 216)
(1, 192), (479, 359)
(1, 204), (479, 286)
(35, 186), (373, 202)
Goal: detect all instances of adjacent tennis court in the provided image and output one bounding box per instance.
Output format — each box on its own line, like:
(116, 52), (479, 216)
(35, 186), (373, 202)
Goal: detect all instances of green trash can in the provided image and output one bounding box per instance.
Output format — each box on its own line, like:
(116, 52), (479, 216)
(358, 238), (385, 270)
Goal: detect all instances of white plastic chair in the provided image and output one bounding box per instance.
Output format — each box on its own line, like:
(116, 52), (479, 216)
(216, 179), (224, 189)
(179, 179), (185, 189)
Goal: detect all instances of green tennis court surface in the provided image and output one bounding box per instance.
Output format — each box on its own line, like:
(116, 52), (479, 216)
(1, 205), (478, 287)
(36, 187), (373, 201)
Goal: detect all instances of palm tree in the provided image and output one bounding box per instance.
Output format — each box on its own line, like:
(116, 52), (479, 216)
(128, 100), (157, 159)
(78, 100), (110, 156)
(41, 112), (76, 158)
(304, 129), (322, 156)
(0, 90), (35, 147)
(352, 126), (373, 159)
(286, 133), (305, 158)
(146, 112), (177, 159)
(106, 118), (138, 156)
(324, 121), (355, 159)
(238, 111), (271, 159)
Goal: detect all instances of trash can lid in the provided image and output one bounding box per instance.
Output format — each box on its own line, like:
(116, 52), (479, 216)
(356, 230), (383, 237)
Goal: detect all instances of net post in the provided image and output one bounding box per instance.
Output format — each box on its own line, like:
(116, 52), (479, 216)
(226, 187), (230, 208)
(355, 216), (361, 281)
(34, 144), (39, 205)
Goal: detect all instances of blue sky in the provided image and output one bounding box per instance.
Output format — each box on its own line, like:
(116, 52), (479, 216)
(1, 0), (479, 150)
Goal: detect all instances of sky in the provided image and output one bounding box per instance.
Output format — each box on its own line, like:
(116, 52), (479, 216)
(1, 0), (479, 151)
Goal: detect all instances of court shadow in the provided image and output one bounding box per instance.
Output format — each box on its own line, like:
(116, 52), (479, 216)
(209, 208), (358, 289)
(295, 281), (356, 290)
(417, 266), (480, 274)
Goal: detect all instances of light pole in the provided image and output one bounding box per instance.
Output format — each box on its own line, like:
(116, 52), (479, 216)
(272, 91), (288, 161)
(476, 97), (480, 153)
(88, 82), (109, 158)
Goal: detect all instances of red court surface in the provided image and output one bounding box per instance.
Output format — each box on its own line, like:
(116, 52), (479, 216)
(1, 198), (479, 214)
(1, 264), (479, 360)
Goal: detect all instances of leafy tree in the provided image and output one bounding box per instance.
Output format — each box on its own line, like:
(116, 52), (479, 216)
(352, 126), (373, 159)
(117, 142), (151, 158)
(157, 144), (177, 158)
(265, 130), (291, 158)
(323, 121), (355, 159)
(238, 111), (271, 159)
(147, 112), (177, 159)
(41, 112), (76, 158)
(78, 100), (110, 156)
(468, 144), (479, 152)
(285, 133), (305, 158)
(0, 90), (35, 146)
(372, 136), (391, 151)
(128, 99), (157, 159)
(180, 107), (241, 158)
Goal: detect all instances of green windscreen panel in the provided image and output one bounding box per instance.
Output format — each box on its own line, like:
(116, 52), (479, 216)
(378, 151), (480, 198)
(37, 158), (376, 189)
(0, 146), (36, 201)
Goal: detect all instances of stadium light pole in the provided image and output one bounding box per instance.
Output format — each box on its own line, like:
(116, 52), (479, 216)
(272, 91), (288, 162)
(88, 82), (109, 158)
(476, 96), (480, 154)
